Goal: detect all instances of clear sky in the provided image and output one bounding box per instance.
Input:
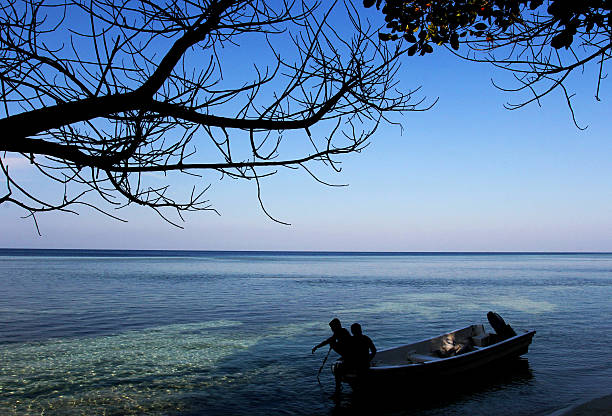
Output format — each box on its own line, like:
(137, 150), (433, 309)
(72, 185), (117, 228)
(2, 3), (611, 252)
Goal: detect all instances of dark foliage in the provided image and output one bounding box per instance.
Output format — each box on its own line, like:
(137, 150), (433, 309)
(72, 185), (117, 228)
(367, 0), (611, 54)
(366, 0), (611, 125)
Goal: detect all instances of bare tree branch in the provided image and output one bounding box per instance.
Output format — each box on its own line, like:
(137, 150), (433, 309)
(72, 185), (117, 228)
(1, 0), (424, 226)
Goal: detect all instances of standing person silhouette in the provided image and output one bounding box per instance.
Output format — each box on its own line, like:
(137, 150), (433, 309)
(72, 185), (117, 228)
(312, 318), (351, 395)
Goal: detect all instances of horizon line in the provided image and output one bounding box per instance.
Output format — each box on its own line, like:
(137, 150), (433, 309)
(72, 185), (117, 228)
(2, 248), (611, 255)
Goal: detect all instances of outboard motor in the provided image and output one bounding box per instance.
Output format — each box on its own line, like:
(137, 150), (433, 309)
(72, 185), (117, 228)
(487, 311), (517, 340)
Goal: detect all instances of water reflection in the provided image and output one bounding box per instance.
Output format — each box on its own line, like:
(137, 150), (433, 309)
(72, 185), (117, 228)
(331, 359), (533, 416)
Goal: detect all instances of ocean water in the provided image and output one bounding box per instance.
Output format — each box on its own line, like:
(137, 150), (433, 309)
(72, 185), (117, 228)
(1, 250), (611, 415)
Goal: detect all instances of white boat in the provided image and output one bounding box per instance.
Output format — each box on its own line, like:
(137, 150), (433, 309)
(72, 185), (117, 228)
(338, 313), (535, 386)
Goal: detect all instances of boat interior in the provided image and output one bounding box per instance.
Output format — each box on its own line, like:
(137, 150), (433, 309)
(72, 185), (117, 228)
(372, 325), (493, 367)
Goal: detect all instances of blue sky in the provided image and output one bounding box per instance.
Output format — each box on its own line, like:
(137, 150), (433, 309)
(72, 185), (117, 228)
(2, 3), (611, 251)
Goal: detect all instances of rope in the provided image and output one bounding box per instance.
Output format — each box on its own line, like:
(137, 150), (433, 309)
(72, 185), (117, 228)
(317, 346), (332, 385)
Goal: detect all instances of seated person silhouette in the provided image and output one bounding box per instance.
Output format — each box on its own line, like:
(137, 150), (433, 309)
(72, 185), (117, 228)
(349, 322), (377, 376)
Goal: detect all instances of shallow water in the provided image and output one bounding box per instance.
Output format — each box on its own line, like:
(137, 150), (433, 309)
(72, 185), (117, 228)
(1, 250), (611, 415)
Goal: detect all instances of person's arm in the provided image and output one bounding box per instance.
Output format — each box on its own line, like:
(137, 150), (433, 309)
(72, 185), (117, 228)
(368, 337), (377, 361)
(312, 335), (333, 354)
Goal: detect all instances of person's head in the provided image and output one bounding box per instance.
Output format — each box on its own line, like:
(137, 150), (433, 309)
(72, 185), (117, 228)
(350, 323), (362, 336)
(329, 318), (342, 332)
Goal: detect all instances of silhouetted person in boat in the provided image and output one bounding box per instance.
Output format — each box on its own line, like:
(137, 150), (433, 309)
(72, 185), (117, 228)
(349, 323), (376, 375)
(312, 318), (351, 395)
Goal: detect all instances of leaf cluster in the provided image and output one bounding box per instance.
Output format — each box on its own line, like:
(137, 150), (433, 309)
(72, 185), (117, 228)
(365, 0), (612, 55)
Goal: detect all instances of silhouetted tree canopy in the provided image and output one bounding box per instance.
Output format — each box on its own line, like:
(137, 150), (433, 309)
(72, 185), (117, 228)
(0, 0), (425, 230)
(366, 0), (611, 124)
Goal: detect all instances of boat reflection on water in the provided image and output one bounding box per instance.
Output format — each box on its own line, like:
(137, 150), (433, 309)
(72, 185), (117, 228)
(330, 358), (534, 416)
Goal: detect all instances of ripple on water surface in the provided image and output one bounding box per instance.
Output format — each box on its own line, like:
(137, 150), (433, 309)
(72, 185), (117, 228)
(1, 252), (612, 415)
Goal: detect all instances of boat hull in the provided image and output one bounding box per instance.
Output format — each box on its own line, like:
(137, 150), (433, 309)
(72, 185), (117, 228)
(341, 328), (535, 387)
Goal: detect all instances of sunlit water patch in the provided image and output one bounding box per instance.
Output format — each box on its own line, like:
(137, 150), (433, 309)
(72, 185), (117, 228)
(1, 321), (249, 413)
(0, 319), (328, 415)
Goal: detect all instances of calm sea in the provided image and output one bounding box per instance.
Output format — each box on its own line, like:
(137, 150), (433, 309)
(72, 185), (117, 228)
(1, 250), (611, 415)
